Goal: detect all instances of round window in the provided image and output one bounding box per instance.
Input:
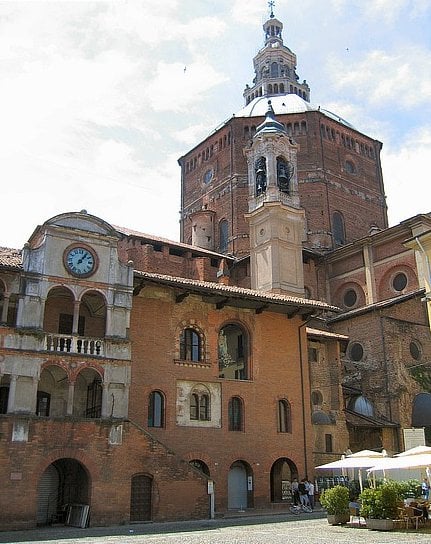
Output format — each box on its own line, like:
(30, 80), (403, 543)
(392, 272), (407, 292)
(410, 341), (421, 361)
(203, 169), (213, 184)
(343, 289), (357, 308)
(350, 342), (364, 362)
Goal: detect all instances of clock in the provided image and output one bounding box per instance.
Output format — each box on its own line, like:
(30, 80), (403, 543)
(64, 245), (97, 277)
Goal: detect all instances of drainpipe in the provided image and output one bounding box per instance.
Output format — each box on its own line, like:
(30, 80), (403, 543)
(379, 313), (400, 451)
(298, 316), (315, 477)
(415, 236), (431, 291)
(229, 123), (235, 255)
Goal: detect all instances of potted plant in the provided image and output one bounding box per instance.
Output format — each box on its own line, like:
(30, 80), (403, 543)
(320, 485), (350, 525)
(359, 482), (400, 531)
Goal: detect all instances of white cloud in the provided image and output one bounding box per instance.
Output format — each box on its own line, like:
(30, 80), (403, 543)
(145, 61), (227, 112)
(330, 47), (431, 108)
(231, 0), (265, 24)
(330, 0), (430, 22)
(173, 123), (213, 146)
(382, 126), (431, 225)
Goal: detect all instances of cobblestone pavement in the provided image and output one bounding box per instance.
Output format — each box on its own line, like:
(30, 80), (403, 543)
(1, 513), (431, 544)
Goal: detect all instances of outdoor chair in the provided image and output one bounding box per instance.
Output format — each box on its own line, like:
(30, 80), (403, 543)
(398, 506), (424, 529)
(349, 506), (363, 526)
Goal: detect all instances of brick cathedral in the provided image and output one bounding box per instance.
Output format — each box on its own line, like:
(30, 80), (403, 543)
(1, 6), (431, 530)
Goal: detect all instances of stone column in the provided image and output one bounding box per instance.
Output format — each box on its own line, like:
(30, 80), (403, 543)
(66, 381), (75, 415)
(7, 375), (17, 413)
(72, 301), (80, 335)
(1, 294), (9, 323)
(101, 382), (110, 418)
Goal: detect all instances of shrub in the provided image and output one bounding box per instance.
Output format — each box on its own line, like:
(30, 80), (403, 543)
(320, 485), (350, 515)
(359, 483), (400, 519)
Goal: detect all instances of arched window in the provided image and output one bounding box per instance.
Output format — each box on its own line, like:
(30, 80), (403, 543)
(332, 211), (346, 246)
(190, 391), (210, 421)
(228, 396), (243, 431)
(278, 399), (292, 433)
(255, 156), (267, 196)
(218, 324), (249, 380)
(277, 156), (293, 194)
(180, 328), (201, 362)
(270, 62), (279, 78)
(219, 220), (229, 253)
(345, 160), (356, 174)
(189, 459), (210, 476)
(148, 391), (164, 427)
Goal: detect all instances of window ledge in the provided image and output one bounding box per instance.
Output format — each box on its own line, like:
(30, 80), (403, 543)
(174, 359), (211, 368)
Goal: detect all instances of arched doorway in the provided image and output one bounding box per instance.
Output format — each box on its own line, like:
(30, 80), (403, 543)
(270, 458), (298, 503)
(130, 474), (152, 522)
(38, 365), (69, 417)
(228, 460), (252, 509)
(74, 368), (103, 418)
(36, 458), (90, 526)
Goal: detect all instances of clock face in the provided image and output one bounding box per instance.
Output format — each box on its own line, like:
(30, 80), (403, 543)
(65, 246), (96, 277)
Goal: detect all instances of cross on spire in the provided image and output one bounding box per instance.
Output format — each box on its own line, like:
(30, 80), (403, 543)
(268, 1), (275, 18)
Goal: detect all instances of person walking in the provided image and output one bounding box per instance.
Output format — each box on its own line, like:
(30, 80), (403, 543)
(422, 478), (430, 500)
(298, 478), (310, 506)
(307, 479), (315, 510)
(291, 478), (300, 506)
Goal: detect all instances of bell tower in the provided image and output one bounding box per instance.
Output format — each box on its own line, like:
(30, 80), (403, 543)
(243, 3), (310, 105)
(244, 101), (306, 296)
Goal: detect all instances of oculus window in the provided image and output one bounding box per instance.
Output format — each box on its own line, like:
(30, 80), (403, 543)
(392, 272), (407, 292)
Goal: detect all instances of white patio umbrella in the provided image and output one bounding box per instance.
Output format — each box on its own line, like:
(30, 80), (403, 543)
(316, 450), (388, 491)
(396, 446), (431, 457)
(367, 453), (431, 473)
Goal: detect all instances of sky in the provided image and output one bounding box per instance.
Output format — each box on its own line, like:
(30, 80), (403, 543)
(1, 0), (431, 249)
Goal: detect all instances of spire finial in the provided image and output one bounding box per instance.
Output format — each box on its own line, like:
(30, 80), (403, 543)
(268, 1), (275, 18)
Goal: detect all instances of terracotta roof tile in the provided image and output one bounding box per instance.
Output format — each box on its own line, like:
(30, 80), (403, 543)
(0, 247), (22, 269)
(135, 270), (340, 312)
(115, 225), (235, 260)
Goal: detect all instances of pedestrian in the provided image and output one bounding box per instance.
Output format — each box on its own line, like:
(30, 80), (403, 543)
(298, 478), (310, 506)
(291, 477), (300, 506)
(422, 478), (430, 499)
(307, 479), (315, 510)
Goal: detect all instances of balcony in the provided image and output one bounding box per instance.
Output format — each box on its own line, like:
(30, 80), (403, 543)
(46, 334), (104, 356)
(0, 328), (131, 361)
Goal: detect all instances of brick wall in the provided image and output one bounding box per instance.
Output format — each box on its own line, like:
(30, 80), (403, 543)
(128, 283), (314, 511)
(0, 418), (208, 530)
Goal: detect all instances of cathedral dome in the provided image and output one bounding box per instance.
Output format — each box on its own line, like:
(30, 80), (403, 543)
(236, 94), (355, 129)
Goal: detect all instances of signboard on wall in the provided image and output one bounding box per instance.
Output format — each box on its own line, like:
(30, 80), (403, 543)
(403, 428), (426, 450)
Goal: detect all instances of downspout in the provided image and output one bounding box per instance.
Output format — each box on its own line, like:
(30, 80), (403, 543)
(229, 123), (235, 255)
(298, 315), (315, 477)
(415, 236), (431, 290)
(379, 313), (391, 422)
(178, 157), (185, 242)
(379, 313), (399, 451)
(318, 115), (332, 246)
